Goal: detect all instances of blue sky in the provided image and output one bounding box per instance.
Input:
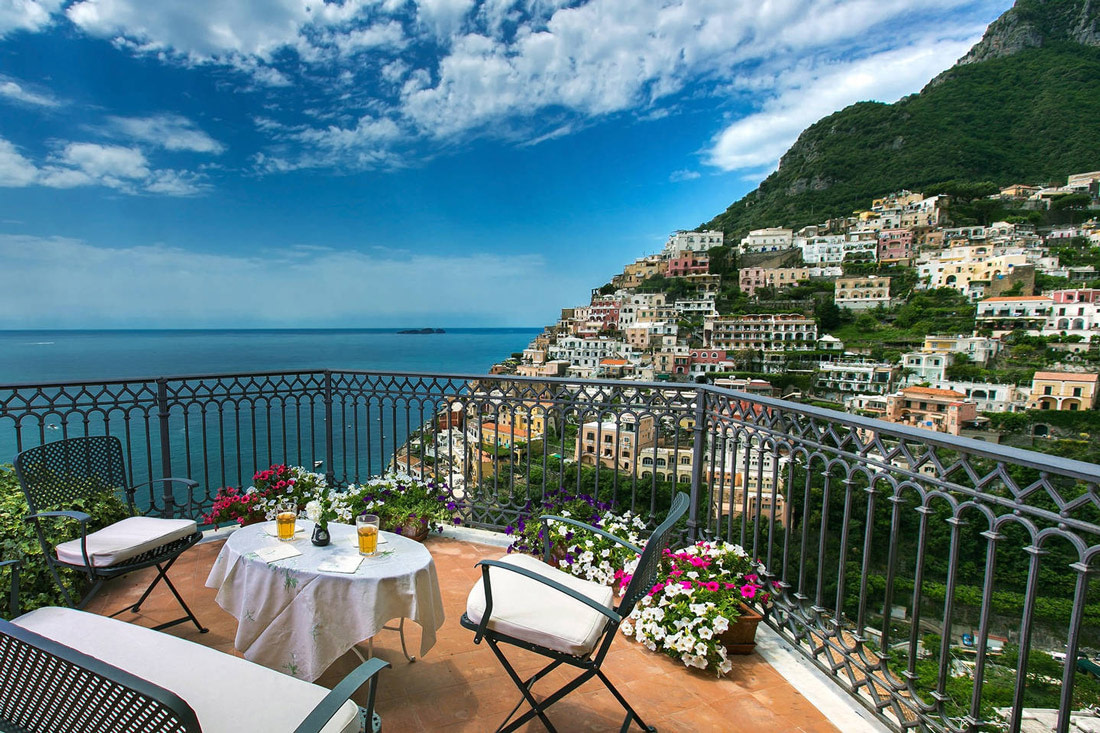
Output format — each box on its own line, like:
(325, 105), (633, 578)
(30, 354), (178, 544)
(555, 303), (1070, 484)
(0, 0), (1010, 328)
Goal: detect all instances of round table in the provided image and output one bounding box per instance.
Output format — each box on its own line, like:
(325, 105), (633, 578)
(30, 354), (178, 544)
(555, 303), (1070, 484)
(205, 521), (446, 682)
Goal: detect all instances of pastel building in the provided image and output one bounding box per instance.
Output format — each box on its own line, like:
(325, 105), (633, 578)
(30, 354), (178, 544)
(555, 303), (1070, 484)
(921, 335), (1002, 366)
(1028, 372), (1099, 411)
(834, 276), (891, 311)
(877, 229), (914, 264)
(667, 252), (710, 278)
(575, 414), (656, 473)
(704, 314), (818, 352)
(885, 387), (979, 435)
(739, 267), (810, 297)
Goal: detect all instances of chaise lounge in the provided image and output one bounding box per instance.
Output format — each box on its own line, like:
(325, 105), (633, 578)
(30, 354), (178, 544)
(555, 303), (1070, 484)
(0, 559), (389, 733)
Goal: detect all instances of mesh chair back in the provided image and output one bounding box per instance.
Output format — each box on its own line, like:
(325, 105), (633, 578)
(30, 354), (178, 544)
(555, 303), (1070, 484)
(0, 619), (200, 733)
(14, 436), (131, 515)
(617, 492), (689, 619)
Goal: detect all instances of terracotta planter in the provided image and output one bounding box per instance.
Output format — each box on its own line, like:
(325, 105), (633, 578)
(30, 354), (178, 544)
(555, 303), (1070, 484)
(717, 604), (763, 655)
(395, 516), (431, 542)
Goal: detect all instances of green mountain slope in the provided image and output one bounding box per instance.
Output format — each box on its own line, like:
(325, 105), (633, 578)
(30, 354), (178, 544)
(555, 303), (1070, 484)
(706, 0), (1100, 237)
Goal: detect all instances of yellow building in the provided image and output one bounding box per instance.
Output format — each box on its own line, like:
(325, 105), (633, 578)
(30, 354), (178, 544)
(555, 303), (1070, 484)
(1028, 372), (1099, 411)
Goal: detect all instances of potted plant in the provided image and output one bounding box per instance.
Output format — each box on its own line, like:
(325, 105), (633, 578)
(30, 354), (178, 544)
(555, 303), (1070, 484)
(620, 541), (771, 676)
(204, 464), (327, 527)
(505, 491), (647, 590)
(340, 473), (461, 540)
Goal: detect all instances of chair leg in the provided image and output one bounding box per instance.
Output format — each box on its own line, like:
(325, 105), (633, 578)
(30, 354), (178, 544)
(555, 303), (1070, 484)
(102, 556), (207, 633)
(151, 564), (208, 633)
(486, 638), (560, 733)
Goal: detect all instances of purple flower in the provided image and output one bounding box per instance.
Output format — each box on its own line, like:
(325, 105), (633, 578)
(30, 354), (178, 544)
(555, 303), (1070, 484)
(564, 553), (575, 565)
(505, 524), (515, 535)
(453, 518), (462, 525)
(446, 501), (457, 510)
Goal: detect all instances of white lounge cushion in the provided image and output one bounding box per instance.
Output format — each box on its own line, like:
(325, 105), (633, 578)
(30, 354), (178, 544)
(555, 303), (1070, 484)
(55, 516), (197, 568)
(14, 607), (359, 733)
(466, 553), (614, 657)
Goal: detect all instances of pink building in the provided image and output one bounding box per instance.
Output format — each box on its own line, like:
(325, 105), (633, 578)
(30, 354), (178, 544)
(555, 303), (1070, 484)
(1051, 289), (1100, 304)
(738, 266), (810, 296)
(885, 387), (978, 435)
(588, 298), (621, 328)
(667, 253), (710, 278)
(690, 349), (728, 364)
(877, 228), (914, 264)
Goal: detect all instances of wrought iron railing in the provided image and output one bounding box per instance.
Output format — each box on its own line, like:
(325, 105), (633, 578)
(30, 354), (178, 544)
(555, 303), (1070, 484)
(2, 369), (1099, 733)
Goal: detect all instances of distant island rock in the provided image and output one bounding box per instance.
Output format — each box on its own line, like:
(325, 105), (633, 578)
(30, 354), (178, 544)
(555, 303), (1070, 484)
(397, 328), (446, 334)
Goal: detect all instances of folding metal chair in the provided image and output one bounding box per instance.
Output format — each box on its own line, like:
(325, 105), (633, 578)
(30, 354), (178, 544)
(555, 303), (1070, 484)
(461, 492), (689, 732)
(14, 436), (207, 633)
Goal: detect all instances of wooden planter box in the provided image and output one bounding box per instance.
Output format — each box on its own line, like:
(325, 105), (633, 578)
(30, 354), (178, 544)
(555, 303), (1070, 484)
(717, 604), (764, 655)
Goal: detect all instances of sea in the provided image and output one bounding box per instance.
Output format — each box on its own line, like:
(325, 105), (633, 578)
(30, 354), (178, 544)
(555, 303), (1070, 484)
(0, 328), (539, 384)
(0, 329), (540, 493)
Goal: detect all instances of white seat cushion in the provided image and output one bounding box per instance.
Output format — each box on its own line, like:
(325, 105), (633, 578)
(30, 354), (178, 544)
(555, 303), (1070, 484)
(14, 607), (359, 733)
(55, 516), (197, 568)
(466, 553), (614, 657)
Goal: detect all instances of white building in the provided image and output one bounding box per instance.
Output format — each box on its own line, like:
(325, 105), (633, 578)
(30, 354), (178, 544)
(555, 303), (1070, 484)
(740, 228), (794, 254)
(815, 360), (897, 397)
(618, 292), (667, 329)
(902, 351), (953, 384)
(547, 336), (635, 377)
(800, 235), (877, 265)
(975, 296), (1053, 336)
(928, 380), (1029, 413)
(1043, 299), (1100, 342)
(921, 335), (1002, 366)
(664, 230), (723, 255)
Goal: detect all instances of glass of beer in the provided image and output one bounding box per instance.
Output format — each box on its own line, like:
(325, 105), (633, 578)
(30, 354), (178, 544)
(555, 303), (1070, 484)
(276, 502), (298, 541)
(357, 514), (380, 556)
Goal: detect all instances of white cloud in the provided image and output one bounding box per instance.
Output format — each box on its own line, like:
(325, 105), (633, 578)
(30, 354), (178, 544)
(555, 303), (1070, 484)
(705, 33), (980, 171)
(0, 0), (63, 37)
(0, 139), (39, 186)
(43, 1), (1003, 170)
(0, 233), (582, 327)
(106, 114), (226, 154)
(0, 137), (208, 195)
(669, 169), (700, 183)
(0, 77), (60, 107)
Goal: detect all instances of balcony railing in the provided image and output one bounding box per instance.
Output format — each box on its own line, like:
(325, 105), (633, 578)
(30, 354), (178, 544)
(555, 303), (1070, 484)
(2, 369), (1099, 733)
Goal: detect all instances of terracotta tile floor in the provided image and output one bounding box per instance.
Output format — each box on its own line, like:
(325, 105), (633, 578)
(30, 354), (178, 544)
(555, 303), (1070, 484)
(84, 535), (839, 733)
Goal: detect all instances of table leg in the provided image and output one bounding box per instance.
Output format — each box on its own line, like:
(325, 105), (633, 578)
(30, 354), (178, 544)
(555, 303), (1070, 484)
(353, 618), (416, 663)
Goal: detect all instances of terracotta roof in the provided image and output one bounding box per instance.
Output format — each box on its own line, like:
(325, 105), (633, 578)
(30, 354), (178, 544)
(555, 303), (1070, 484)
(480, 422), (531, 439)
(600, 359), (628, 365)
(980, 296), (1052, 302)
(1033, 372), (1099, 383)
(901, 386), (967, 398)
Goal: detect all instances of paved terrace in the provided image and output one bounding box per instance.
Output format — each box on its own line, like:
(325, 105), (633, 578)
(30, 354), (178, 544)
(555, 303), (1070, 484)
(84, 533), (849, 733)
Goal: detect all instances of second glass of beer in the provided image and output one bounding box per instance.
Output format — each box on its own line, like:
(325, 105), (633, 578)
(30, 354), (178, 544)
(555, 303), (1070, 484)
(357, 514), (380, 556)
(276, 502), (298, 540)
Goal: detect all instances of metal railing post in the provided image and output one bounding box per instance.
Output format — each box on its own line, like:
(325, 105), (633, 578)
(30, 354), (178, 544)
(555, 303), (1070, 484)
(323, 370), (336, 487)
(688, 390), (706, 542)
(156, 378), (174, 518)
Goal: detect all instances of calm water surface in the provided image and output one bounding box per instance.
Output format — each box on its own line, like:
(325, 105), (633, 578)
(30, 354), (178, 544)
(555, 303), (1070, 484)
(0, 328), (539, 384)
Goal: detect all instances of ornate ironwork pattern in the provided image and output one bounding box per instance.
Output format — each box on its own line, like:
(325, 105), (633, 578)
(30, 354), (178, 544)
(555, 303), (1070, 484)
(0, 620), (198, 732)
(2, 369), (1099, 732)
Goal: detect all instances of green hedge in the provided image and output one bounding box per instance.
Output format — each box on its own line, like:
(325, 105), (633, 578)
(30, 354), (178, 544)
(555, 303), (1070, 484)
(0, 464), (130, 619)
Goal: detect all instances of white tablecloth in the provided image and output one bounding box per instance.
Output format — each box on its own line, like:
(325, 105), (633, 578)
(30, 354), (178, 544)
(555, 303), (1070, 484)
(205, 522), (445, 681)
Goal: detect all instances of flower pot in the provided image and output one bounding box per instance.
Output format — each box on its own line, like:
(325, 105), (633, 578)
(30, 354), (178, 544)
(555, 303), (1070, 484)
(717, 604), (763, 655)
(396, 516), (430, 542)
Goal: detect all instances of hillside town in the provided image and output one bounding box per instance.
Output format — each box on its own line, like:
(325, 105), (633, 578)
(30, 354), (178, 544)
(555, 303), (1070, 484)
(489, 172), (1100, 444)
